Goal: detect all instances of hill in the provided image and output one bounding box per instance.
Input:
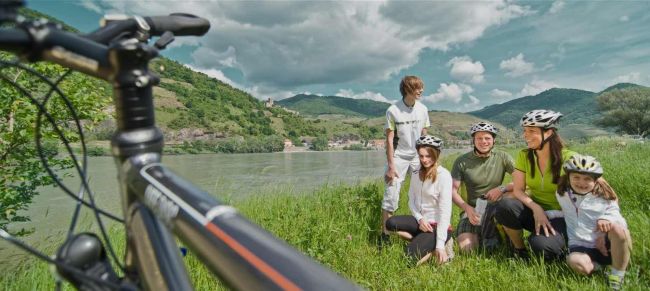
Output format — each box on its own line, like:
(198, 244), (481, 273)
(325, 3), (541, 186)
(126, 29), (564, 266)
(276, 94), (390, 118)
(366, 110), (518, 146)
(468, 84), (647, 132)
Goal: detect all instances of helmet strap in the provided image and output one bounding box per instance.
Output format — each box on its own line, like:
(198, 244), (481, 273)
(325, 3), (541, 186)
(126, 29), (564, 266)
(537, 127), (552, 150)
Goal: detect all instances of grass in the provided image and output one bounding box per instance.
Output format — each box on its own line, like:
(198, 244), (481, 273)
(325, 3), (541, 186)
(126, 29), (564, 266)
(1, 138), (649, 290)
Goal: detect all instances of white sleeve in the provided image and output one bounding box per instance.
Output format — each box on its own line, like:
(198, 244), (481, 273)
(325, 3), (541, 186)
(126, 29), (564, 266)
(408, 177), (424, 223)
(435, 170), (453, 249)
(385, 108), (395, 130)
(599, 200), (628, 228)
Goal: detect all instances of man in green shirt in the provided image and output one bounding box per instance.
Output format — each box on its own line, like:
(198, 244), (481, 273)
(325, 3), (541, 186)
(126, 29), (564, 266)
(451, 122), (514, 253)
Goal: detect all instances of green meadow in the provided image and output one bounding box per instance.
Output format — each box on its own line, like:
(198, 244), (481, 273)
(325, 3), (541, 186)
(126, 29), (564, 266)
(1, 138), (649, 290)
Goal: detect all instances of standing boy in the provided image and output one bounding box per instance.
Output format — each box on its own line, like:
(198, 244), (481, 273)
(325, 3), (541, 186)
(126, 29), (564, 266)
(380, 76), (430, 242)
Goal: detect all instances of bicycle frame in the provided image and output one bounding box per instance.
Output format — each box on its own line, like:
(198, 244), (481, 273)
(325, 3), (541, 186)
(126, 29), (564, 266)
(0, 2), (358, 290)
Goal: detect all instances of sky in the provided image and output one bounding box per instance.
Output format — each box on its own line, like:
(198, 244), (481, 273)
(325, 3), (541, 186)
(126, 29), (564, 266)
(29, 0), (650, 112)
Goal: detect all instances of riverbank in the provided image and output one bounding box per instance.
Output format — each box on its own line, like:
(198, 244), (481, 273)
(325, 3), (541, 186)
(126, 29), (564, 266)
(2, 139), (647, 289)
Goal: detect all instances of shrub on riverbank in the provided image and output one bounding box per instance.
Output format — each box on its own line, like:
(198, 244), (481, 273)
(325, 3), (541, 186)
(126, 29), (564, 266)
(1, 139), (648, 290)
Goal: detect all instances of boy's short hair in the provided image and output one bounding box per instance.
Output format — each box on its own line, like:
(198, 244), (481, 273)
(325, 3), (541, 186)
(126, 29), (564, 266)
(399, 76), (424, 98)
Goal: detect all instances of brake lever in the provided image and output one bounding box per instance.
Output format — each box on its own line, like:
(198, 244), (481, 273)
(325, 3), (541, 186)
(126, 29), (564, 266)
(154, 31), (175, 50)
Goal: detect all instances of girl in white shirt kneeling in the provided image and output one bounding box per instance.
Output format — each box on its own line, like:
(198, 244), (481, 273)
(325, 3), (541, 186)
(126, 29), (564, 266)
(556, 154), (632, 290)
(385, 135), (453, 266)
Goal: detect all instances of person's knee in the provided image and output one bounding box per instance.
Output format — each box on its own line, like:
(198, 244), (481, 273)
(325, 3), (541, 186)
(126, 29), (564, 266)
(457, 234), (478, 253)
(494, 198), (520, 225)
(567, 253), (591, 275)
(528, 234), (565, 260)
(385, 217), (398, 231)
(381, 191), (399, 213)
(609, 224), (628, 244)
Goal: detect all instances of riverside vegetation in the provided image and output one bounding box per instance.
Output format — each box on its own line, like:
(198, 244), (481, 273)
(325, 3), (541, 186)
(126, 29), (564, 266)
(1, 138), (648, 290)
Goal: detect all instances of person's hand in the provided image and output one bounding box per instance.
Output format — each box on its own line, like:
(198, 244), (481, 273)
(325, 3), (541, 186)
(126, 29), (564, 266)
(484, 187), (503, 202)
(434, 248), (448, 265)
(595, 234), (609, 256)
(532, 207), (556, 237)
(464, 205), (480, 225)
(418, 219), (433, 232)
(384, 167), (399, 185)
(596, 219), (612, 233)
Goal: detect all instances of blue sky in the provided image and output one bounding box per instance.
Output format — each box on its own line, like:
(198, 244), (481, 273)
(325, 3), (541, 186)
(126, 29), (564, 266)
(30, 0), (650, 112)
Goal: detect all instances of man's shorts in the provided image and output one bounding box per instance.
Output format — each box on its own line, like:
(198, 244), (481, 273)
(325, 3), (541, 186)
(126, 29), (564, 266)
(454, 215), (480, 237)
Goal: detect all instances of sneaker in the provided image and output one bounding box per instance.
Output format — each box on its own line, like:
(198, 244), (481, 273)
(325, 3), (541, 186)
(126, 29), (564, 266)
(445, 238), (455, 261)
(512, 247), (530, 260)
(606, 272), (624, 290)
(377, 233), (391, 249)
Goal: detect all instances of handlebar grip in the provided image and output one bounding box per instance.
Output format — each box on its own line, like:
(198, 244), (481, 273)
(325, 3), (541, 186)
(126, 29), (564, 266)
(144, 13), (210, 36)
(0, 28), (31, 54)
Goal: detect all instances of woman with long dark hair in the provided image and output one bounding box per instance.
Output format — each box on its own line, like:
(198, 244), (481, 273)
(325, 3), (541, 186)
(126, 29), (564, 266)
(495, 110), (576, 260)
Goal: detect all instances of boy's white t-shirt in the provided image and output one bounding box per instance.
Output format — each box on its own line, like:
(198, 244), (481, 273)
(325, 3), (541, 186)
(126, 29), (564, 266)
(385, 100), (430, 158)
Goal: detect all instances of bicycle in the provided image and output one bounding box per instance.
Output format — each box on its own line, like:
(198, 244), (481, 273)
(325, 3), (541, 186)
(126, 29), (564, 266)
(0, 1), (359, 290)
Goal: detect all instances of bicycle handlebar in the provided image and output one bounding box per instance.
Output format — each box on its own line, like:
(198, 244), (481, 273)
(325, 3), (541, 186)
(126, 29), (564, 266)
(0, 13), (209, 77)
(145, 14), (210, 36)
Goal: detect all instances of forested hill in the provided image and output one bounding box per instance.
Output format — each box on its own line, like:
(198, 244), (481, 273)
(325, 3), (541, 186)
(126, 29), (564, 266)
(23, 8), (374, 146)
(469, 84), (646, 129)
(277, 94), (390, 118)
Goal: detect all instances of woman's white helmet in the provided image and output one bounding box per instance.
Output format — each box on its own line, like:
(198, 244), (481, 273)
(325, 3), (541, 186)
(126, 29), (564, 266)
(416, 135), (443, 149)
(470, 122), (498, 136)
(563, 154), (603, 178)
(520, 110), (563, 128)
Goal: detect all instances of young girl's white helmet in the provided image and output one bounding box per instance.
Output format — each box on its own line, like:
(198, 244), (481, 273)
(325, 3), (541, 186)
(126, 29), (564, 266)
(520, 110), (563, 128)
(416, 135), (443, 149)
(563, 154), (603, 178)
(470, 122), (498, 136)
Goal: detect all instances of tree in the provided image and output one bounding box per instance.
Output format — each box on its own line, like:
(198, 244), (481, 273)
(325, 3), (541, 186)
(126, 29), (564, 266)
(597, 88), (650, 138)
(311, 136), (329, 151)
(1, 54), (110, 234)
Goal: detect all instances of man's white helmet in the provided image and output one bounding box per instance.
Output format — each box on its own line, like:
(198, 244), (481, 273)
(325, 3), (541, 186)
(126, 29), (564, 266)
(470, 122), (498, 136)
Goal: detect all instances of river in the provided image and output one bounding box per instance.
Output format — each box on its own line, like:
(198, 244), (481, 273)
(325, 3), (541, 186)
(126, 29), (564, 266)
(0, 149), (465, 270)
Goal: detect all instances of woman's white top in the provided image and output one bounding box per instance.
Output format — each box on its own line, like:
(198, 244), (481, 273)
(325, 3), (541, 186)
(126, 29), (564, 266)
(408, 165), (453, 249)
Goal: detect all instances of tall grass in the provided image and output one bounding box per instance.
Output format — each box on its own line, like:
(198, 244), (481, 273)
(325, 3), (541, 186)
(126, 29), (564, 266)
(1, 138), (649, 290)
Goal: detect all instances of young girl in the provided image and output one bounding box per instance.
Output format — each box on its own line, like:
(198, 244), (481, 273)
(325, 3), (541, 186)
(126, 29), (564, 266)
(556, 154), (632, 290)
(385, 135), (453, 265)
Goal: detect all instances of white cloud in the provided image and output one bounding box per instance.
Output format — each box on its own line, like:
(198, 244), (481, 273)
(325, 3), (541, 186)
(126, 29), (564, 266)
(518, 80), (558, 96)
(447, 56), (485, 84)
(463, 95), (481, 110)
(336, 89), (391, 103)
(619, 15), (629, 22)
(184, 65), (239, 87)
(489, 89), (513, 99)
(425, 83), (473, 103)
(549, 1), (565, 14)
(500, 53), (535, 77)
(614, 72), (643, 84)
(381, 1), (533, 50)
(89, 0), (531, 90)
(79, 0), (102, 13)
(247, 86), (297, 101)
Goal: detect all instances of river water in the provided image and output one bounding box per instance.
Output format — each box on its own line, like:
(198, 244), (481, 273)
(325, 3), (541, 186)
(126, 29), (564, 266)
(0, 149), (465, 271)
